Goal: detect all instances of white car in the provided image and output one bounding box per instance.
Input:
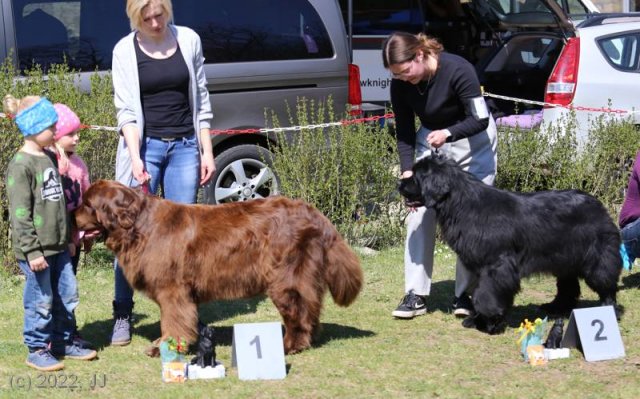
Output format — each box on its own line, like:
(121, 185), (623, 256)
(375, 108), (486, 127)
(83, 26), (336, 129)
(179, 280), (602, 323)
(541, 15), (640, 143)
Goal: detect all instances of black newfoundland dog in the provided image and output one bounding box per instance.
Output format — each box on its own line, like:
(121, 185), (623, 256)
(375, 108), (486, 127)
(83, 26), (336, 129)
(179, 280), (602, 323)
(399, 154), (622, 334)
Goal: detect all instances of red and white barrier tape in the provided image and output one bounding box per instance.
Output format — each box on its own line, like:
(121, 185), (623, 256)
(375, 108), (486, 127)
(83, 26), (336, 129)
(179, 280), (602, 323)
(208, 113), (395, 135)
(1, 91), (634, 134)
(483, 91), (634, 114)
(0, 111), (394, 134)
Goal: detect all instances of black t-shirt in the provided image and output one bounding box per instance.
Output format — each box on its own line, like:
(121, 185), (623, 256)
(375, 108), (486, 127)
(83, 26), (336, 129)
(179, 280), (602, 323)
(135, 39), (194, 138)
(390, 52), (488, 172)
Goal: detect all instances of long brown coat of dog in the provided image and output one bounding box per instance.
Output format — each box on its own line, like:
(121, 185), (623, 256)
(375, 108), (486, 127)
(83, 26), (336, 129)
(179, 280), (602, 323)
(75, 180), (363, 354)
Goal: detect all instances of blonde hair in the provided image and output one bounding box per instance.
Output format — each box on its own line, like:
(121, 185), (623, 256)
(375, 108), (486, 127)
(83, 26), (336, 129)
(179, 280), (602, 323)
(126, 0), (173, 31)
(3, 94), (41, 116)
(382, 32), (443, 68)
(49, 142), (71, 174)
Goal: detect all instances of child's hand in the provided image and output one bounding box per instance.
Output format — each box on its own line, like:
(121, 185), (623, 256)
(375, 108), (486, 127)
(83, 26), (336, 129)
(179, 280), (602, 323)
(29, 256), (48, 272)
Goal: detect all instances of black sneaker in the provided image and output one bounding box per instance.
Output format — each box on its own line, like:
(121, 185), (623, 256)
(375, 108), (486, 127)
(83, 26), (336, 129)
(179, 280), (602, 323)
(452, 295), (474, 317)
(392, 290), (426, 319)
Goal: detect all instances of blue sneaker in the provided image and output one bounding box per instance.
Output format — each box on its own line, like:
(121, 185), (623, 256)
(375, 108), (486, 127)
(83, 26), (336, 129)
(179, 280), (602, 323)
(60, 343), (97, 360)
(26, 348), (64, 371)
(72, 331), (94, 349)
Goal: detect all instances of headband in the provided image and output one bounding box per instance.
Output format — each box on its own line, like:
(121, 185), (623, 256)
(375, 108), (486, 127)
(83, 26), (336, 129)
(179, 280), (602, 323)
(14, 98), (58, 137)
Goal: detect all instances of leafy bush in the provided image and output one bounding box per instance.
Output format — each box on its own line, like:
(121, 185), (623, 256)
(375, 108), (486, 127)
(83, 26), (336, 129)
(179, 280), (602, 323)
(496, 111), (640, 216)
(2, 60), (639, 273)
(267, 98), (405, 249)
(0, 59), (118, 272)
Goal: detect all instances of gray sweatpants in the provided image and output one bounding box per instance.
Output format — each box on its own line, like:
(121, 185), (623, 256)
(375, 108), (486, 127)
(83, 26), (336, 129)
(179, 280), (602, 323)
(404, 120), (498, 297)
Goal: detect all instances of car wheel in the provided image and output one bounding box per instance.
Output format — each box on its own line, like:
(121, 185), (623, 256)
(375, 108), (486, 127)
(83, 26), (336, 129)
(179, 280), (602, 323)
(203, 144), (279, 204)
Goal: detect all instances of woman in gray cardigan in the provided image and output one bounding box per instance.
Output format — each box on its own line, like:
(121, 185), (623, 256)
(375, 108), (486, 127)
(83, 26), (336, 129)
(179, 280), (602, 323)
(110, 0), (215, 346)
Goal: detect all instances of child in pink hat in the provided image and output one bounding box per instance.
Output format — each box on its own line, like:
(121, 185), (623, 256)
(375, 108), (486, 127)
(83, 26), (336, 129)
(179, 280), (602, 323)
(51, 103), (97, 349)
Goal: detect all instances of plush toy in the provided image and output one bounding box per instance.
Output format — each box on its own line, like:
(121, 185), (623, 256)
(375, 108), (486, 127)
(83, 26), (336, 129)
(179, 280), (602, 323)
(191, 322), (216, 368)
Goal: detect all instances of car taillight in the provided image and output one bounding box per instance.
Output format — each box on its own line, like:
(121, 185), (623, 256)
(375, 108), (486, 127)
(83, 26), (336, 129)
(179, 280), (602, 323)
(544, 37), (580, 107)
(348, 63), (362, 116)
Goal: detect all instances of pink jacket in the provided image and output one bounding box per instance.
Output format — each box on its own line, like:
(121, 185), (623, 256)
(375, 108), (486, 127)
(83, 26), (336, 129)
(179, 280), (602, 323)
(58, 153), (91, 246)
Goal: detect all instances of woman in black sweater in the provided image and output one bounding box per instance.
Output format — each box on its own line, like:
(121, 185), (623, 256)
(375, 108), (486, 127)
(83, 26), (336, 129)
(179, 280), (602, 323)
(383, 31), (497, 320)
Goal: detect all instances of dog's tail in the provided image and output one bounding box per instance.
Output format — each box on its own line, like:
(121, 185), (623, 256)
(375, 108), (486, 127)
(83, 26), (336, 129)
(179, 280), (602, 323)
(324, 231), (363, 307)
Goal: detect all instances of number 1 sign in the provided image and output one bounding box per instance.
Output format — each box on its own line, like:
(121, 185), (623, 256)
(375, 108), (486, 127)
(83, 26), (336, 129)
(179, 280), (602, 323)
(560, 306), (625, 362)
(231, 322), (287, 380)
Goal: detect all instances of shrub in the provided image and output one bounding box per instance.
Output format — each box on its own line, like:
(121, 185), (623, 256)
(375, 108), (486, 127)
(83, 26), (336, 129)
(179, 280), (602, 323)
(2, 60), (639, 272)
(496, 111), (640, 216)
(267, 98), (405, 249)
(0, 59), (117, 272)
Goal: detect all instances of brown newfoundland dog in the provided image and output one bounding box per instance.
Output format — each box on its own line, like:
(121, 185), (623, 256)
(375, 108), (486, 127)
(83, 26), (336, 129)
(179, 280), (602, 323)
(75, 180), (363, 354)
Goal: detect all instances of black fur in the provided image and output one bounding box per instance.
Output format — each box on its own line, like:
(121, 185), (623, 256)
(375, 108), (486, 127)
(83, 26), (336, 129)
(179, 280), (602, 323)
(399, 154), (622, 334)
(191, 322), (216, 368)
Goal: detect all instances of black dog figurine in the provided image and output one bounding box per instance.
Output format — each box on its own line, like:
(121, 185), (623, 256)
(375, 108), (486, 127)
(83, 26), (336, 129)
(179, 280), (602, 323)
(544, 318), (564, 349)
(191, 322), (216, 368)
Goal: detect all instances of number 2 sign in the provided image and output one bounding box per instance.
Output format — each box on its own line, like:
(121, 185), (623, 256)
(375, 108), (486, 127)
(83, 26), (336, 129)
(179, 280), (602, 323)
(561, 306), (625, 362)
(231, 322), (287, 380)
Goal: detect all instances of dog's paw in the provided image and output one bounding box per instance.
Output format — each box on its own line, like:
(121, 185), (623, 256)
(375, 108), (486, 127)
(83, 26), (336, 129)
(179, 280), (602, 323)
(614, 304), (624, 321)
(144, 345), (160, 358)
(486, 321), (507, 335)
(539, 300), (574, 315)
(461, 316), (476, 329)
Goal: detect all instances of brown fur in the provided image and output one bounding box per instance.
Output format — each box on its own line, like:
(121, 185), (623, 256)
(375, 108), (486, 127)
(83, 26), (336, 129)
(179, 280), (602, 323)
(75, 180), (363, 354)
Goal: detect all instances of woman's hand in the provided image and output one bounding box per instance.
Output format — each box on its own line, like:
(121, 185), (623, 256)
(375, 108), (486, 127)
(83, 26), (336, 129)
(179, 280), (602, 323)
(200, 151), (216, 186)
(131, 157), (150, 185)
(427, 129), (449, 148)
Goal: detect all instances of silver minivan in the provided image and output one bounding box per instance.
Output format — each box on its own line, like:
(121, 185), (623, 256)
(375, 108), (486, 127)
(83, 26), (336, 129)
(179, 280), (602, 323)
(0, 0), (361, 203)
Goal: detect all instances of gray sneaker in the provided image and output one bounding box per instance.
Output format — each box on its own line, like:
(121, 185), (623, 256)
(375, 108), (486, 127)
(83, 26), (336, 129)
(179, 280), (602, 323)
(392, 290), (427, 319)
(60, 343), (97, 360)
(72, 333), (94, 349)
(111, 316), (132, 346)
(26, 348), (64, 371)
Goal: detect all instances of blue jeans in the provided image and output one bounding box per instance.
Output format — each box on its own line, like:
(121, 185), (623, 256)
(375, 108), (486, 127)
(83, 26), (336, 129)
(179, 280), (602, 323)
(19, 251), (78, 350)
(621, 218), (640, 261)
(114, 135), (200, 304)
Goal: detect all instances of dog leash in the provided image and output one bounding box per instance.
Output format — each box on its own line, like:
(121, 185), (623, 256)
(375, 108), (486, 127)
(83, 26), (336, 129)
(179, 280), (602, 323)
(140, 181), (150, 194)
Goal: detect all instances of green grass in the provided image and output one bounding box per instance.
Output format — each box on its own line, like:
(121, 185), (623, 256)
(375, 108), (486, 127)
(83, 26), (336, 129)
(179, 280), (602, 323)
(1, 244), (640, 398)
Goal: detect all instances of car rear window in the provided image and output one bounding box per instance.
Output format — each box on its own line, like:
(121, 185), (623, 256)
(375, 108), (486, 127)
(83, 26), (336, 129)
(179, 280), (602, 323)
(598, 32), (640, 71)
(12, 0), (333, 73)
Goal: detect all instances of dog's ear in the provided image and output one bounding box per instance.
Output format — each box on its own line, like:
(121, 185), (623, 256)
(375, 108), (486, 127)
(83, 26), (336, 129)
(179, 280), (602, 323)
(113, 186), (142, 229)
(93, 181), (143, 230)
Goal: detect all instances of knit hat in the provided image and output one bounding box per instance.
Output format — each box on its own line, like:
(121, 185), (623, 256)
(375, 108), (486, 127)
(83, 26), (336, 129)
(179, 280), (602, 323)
(14, 98), (58, 136)
(53, 103), (81, 140)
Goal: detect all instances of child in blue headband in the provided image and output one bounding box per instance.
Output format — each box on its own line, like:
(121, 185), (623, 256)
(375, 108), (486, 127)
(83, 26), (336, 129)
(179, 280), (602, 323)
(3, 94), (97, 371)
